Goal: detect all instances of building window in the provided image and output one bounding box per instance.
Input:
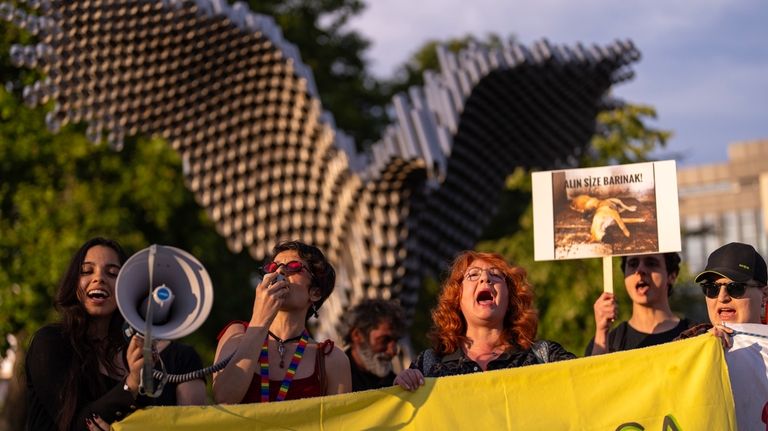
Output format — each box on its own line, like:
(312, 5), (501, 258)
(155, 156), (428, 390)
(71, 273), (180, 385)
(740, 209), (758, 247)
(723, 211), (739, 244)
(683, 215), (706, 271)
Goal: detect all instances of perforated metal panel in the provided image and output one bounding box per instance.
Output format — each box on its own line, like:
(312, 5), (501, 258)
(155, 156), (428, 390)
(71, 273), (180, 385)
(3, 0), (641, 339)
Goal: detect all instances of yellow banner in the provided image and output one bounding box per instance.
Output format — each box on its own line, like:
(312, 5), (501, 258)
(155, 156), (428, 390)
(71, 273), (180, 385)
(113, 335), (735, 430)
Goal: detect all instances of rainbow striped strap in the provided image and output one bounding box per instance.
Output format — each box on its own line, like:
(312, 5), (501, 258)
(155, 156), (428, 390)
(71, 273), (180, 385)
(258, 337), (270, 403)
(259, 329), (310, 402)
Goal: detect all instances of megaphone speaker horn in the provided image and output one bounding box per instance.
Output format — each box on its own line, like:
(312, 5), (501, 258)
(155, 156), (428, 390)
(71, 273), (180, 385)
(116, 245), (213, 340)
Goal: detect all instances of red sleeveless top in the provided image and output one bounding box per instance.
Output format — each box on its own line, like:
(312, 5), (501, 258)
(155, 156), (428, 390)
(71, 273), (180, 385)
(217, 321), (333, 403)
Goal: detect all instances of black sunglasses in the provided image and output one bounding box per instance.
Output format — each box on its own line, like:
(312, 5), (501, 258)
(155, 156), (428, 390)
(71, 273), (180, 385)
(699, 281), (754, 299)
(262, 260), (310, 276)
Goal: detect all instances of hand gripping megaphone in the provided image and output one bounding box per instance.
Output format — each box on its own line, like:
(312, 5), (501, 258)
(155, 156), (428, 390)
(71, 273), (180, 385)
(116, 245), (213, 397)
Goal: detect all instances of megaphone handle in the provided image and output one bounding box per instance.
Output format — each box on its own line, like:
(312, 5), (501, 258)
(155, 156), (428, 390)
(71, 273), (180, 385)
(140, 245), (157, 396)
(140, 347), (168, 398)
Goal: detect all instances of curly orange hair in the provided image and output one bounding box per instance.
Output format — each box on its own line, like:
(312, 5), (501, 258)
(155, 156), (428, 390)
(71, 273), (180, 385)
(429, 251), (538, 354)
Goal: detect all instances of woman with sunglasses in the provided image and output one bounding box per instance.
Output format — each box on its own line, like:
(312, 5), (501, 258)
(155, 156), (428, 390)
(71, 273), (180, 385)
(679, 243), (768, 430)
(395, 250), (575, 391)
(213, 240), (351, 403)
(678, 242), (768, 346)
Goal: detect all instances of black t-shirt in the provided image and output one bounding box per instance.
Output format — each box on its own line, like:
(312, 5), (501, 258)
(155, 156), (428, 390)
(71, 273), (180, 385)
(584, 318), (693, 356)
(25, 324), (204, 431)
(345, 348), (396, 392)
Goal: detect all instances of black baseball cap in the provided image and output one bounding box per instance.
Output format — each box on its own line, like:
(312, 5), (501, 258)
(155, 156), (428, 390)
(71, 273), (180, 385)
(694, 242), (768, 285)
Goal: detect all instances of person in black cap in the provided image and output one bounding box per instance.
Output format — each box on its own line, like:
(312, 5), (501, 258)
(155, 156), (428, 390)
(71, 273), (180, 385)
(678, 242), (768, 346)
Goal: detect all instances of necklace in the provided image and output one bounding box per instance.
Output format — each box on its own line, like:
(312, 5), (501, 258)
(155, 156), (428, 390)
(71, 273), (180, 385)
(260, 329), (310, 402)
(268, 330), (304, 368)
(466, 343), (506, 360)
(468, 349), (501, 358)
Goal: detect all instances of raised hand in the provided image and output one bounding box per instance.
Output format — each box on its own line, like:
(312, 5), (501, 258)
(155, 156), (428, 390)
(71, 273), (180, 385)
(250, 272), (290, 328)
(124, 336), (145, 397)
(710, 324), (735, 349)
(594, 292), (618, 333)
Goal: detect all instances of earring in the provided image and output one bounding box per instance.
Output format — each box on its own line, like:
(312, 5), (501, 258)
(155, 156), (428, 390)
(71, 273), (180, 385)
(311, 303), (319, 318)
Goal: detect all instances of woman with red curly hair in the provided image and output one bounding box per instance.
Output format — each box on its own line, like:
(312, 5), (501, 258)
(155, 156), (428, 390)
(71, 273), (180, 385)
(395, 251), (575, 390)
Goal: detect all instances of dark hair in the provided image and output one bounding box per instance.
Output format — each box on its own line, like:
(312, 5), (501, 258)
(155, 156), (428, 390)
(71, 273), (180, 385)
(621, 252), (681, 297)
(343, 299), (406, 344)
(54, 237), (128, 431)
(430, 251), (538, 354)
(271, 240), (335, 321)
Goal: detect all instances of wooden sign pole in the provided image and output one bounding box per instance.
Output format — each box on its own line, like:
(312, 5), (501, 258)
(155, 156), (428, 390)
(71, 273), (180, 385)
(603, 256), (613, 293)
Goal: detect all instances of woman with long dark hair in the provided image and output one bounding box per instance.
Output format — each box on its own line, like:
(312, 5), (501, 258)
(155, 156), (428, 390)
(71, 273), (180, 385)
(395, 250), (575, 390)
(213, 240), (351, 403)
(25, 237), (206, 431)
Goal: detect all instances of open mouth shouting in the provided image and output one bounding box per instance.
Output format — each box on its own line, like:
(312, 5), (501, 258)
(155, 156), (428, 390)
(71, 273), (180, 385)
(476, 289), (495, 306)
(634, 280), (650, 295)
(716, 306), (737, 322)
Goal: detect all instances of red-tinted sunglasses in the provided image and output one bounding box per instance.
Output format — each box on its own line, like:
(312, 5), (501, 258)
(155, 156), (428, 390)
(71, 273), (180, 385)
(262, 260), (310, 276)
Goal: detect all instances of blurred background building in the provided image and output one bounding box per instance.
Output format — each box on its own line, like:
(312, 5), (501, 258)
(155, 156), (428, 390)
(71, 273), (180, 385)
(678, 139), (768, 273)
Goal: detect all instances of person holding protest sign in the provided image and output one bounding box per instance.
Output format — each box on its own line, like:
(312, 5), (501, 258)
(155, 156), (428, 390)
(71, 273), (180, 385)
(677, 242), (768, 344)
(213, 240), (351, 403)
(394, 251), (574, 391)
(585, 252), (691, 355)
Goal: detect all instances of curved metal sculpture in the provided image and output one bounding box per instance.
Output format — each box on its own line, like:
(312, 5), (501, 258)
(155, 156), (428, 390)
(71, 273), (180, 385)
(2, 0), (640, 339)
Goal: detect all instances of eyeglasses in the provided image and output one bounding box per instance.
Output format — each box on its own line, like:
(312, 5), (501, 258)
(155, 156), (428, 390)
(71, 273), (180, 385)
(699, 281), (758, 299)
(262, 260), (310, 276)
(464, 267), (505, 282)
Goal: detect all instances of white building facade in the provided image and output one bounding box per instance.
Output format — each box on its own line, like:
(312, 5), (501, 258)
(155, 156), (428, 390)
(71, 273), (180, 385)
(678, 140), (768, 272)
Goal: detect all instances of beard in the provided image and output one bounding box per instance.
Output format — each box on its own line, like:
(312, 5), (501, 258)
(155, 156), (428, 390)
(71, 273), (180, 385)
(356, 342), (393, 378)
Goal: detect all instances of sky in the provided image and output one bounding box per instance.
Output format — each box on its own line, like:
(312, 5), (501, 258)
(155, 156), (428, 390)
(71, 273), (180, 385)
(348, 0), (768, 167)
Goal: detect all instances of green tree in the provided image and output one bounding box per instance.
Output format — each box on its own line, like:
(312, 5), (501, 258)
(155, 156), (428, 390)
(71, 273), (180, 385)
(0, 82), (258, 428)
(1, 1), (388, 427)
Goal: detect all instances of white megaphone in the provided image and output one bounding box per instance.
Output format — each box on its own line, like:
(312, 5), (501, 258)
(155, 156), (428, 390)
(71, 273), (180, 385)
(116, 244), (214, 397)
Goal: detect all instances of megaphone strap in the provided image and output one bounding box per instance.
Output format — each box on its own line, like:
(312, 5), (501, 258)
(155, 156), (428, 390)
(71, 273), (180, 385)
(260, 329), (310, 402)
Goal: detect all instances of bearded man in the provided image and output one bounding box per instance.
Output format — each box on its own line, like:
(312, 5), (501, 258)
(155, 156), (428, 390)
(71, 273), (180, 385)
(343, 299), (405, 391)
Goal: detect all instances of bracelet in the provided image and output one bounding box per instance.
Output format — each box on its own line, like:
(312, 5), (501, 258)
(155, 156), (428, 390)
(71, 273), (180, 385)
(122, 380), (137, 399)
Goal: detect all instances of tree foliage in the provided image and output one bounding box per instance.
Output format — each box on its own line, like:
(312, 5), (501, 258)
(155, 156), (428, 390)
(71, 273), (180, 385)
(0, 3), (383, 426)
(0, 0), (388, 354)
(0, 80), (247, 428)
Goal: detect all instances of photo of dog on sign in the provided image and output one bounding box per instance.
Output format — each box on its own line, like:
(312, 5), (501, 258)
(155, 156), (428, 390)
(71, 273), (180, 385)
(568, 194), (645, 242)
(551, 165), (659, 259)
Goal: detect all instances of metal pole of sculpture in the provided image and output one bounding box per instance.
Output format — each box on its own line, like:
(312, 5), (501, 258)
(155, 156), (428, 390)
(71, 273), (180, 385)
(1, 0), (641, 339)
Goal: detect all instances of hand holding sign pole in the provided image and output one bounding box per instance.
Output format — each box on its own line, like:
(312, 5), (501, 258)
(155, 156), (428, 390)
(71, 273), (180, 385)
(603, 257), (613, 294)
